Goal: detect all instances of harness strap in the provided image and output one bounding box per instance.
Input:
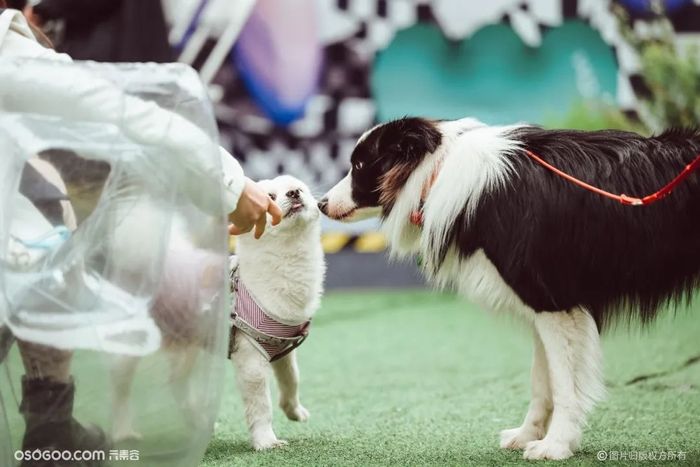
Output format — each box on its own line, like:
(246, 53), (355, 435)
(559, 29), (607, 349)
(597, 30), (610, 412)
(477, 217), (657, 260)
(229, 263), (311, 362)
(230, 313), (310, 362)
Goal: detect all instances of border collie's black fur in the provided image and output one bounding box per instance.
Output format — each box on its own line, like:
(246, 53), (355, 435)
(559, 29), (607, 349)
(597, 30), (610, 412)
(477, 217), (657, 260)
(448, 126), (700, 329)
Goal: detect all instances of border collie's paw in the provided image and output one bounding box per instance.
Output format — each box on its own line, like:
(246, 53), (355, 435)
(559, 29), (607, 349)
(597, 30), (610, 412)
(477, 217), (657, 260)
(569, 433), (582, 451)
(282, 402), (310, 422)
(252, 436), (288, 451)
(500, 426), (543, 449)
(523, 439), (573, 460)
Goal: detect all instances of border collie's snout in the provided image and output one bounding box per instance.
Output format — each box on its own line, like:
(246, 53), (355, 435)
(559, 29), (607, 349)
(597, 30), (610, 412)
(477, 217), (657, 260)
(318, 198), (328, 215)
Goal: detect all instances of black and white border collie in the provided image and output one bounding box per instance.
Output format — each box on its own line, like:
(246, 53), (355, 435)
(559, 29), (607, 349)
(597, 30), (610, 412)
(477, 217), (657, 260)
(318, 117), (700, 460)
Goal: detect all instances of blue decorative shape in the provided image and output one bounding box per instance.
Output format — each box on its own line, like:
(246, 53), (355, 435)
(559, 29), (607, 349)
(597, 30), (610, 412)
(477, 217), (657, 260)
(233, 48), (311, 126)
(618, 0), (691, 14)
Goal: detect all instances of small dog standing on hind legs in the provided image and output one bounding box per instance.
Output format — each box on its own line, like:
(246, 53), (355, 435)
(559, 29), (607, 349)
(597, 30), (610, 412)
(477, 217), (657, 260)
(229, 175), (325, 450)
(109, 175), (324, 448)
(319, 116), (700, 460)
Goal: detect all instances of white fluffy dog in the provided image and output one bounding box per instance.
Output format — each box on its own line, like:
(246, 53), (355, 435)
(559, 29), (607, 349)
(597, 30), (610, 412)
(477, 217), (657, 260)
(230, 175), (325, 450)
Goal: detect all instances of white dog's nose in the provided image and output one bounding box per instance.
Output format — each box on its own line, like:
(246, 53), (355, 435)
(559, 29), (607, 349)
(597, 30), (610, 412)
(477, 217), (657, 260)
(286, 189), (300, 199)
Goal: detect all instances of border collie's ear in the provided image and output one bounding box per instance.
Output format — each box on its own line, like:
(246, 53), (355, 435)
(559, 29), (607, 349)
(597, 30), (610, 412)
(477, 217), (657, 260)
(379, 118), (442, 210)
(385, 118), (442, 161)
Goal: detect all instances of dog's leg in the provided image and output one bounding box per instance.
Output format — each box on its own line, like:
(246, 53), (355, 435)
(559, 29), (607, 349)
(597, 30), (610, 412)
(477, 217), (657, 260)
(524, 309), (601, 460)
(569, 307), (605, 451)
(500, 327), (552, 449)
(168, 346), (209, 430)
(231, 336), (286, 450)
(110, 355), (142, 442)
(272, 350), (309, 422)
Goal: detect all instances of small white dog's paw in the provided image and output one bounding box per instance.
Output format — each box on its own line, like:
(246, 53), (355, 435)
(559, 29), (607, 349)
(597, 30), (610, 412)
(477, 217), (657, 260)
(499, 426), (543, 450)
(252, 436), (288, 451)
(112, 427), (143, 443)
(523, 439), (573, 460)
(281, 403), (310, 422)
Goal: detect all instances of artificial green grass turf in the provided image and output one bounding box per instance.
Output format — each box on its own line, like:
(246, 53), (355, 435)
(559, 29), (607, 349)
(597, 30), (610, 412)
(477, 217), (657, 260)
(204, 290), (700, 466)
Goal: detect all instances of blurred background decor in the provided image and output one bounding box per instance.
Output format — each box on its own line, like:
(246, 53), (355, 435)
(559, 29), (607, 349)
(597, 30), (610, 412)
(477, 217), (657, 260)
(233, 0), (323, 125)
(17, 0), (172, 62)
(181, 0), (646, 187)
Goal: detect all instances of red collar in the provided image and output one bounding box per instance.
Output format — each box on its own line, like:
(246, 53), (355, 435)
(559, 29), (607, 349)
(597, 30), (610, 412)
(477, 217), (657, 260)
(409, 160), (443, 226)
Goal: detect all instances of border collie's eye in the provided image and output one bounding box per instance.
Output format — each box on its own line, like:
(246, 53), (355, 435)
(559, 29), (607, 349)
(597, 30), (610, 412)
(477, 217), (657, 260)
(354, 161), (364, 171)
(269, 193), (276, 201)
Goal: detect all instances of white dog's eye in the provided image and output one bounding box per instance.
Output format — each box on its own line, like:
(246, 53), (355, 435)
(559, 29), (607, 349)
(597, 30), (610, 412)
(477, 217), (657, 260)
(353, 161), (364, 171)
(268, 193), (277, 201)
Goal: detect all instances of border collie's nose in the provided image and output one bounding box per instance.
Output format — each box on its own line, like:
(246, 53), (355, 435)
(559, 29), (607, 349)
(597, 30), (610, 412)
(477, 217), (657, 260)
(318, 198), (328, 214)
(286, 189), (300, 199)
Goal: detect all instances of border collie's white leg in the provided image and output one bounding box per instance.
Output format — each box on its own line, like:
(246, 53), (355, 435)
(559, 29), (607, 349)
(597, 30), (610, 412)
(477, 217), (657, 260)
(500, 327), (552, 449)
(272, 350), (309, 422)
(111, 355), (142, 442)
(231, 336), (287, 450)
(525, 311), (577, 460)
(569, 307), (605, 451)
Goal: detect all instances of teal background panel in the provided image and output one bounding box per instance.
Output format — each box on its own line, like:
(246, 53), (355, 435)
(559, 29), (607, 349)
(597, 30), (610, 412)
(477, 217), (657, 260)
(371, 21), (619, 125)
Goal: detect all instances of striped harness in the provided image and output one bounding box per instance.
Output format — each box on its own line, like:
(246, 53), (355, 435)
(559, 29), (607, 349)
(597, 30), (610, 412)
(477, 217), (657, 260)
(229, 267), (311, 362)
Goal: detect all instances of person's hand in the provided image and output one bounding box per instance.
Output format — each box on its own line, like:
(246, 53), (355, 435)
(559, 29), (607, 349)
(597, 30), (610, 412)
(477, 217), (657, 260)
(228, 178), (282, 239)
(23, 6), (42, 27)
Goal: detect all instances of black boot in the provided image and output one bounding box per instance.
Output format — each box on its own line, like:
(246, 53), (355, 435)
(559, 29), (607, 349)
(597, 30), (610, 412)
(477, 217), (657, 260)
(19, 377), (108, 467)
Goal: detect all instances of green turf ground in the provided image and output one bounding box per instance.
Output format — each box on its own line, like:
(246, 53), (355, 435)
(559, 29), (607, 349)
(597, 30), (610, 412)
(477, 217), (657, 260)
(203, 290), (700, 467)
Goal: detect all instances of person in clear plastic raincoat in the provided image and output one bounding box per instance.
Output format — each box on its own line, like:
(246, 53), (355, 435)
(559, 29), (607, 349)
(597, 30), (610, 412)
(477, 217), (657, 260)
(0, 6), (281, 466)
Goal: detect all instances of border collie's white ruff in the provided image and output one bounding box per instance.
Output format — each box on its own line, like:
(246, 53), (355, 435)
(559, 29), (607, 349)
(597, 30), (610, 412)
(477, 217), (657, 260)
(319, 117), (700, 460)
(232, 175), (325, 450)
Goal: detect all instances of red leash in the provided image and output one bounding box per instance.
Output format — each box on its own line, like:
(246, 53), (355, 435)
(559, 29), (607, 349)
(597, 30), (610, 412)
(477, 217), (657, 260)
(525, 149), (700, 206)
(410, 149), (700, 226)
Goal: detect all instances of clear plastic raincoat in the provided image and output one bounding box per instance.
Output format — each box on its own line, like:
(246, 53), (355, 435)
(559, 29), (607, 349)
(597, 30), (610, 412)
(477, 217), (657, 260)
(0, 9), (234, 467)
